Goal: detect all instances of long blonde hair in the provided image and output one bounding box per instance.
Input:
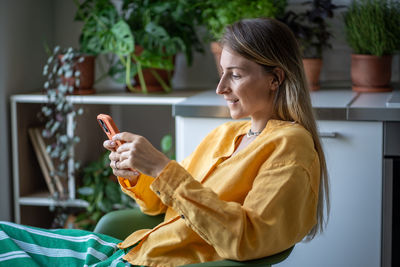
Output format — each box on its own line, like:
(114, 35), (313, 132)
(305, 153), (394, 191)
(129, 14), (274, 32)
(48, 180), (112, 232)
(221, 18), (329, 240)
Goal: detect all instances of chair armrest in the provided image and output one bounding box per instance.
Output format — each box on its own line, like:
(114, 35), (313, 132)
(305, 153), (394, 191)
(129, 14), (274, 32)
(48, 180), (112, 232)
(93, 207), (164, 240)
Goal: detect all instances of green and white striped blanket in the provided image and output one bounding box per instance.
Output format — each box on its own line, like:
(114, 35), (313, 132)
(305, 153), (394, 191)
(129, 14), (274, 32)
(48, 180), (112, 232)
(0, 221), (133, 266)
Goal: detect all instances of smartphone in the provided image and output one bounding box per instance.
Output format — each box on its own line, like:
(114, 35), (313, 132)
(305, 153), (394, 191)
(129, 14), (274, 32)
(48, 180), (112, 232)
(97, 114), (134, 187)
(97, 114), (124, 147)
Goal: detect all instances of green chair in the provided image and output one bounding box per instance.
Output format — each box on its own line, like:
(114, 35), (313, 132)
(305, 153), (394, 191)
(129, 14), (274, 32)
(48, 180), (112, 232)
(94, 207), (294, 267)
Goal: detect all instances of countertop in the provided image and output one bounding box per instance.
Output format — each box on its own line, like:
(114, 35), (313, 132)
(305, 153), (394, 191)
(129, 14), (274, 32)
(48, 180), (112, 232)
(173, 83), (400, 121)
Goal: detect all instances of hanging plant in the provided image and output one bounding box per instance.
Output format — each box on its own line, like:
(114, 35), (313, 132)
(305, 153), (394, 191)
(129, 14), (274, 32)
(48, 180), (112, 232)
(39, 46), (84, 197)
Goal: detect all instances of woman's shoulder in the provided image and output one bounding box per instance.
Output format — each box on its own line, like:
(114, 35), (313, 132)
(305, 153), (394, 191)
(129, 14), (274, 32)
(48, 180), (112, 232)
(262, 120), (317, 168)
(266, 120), (313, 143)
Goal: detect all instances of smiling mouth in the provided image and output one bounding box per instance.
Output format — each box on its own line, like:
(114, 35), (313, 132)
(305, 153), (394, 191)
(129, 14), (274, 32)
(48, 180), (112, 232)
(227, 99), (239, 104)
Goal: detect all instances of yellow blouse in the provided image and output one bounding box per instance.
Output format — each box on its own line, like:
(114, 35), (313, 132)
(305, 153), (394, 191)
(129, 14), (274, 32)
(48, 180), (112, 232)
(117, 119), (320, 267)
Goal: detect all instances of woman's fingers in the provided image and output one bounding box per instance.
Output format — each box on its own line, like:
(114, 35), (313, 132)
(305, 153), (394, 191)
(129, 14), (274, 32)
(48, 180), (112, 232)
(103, 140), (117, 151)
(109, 131), (170, 177)
(109, 159), (139, 174)
(109, 151), (120, 162)
(117, 158), (133, 170)
(112, 132), (137, 143)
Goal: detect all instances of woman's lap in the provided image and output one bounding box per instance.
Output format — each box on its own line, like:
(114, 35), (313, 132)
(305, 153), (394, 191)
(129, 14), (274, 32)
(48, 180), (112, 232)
(0, 221), (136, 266)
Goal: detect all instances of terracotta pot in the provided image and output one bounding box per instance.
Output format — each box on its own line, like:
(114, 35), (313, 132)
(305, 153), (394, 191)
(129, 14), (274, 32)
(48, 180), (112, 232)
(210, 42), (222, 77)
(303, 58), (322, 91)
(133, 67), (172, 93)
(59, 55), (96, 95)
(130, 46), (174, 93)
(351, 54), (392, 92)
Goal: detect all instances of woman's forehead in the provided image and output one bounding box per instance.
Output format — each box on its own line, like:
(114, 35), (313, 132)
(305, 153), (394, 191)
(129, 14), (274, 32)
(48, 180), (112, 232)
(220, 48), (255, 69)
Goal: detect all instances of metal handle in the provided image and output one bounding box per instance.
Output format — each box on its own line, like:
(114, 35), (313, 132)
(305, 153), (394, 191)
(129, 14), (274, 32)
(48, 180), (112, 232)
(319, 132), (338, 138)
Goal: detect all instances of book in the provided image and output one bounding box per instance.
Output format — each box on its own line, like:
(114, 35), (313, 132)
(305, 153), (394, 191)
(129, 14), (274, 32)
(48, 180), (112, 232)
(28, 128), (67, 198)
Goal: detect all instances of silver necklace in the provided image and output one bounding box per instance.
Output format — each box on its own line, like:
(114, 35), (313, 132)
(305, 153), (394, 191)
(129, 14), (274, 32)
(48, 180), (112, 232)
(247, 129), (262, 137)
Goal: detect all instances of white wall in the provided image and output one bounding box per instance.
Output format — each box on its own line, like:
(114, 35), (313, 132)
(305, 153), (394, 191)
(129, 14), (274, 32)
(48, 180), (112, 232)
(0, 0), (54, 221)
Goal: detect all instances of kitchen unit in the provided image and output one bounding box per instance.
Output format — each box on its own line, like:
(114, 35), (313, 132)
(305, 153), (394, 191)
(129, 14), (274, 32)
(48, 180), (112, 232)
(174, 87), (400, 267)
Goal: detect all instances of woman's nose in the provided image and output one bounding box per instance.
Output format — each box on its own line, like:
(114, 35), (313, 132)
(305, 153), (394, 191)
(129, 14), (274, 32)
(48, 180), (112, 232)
(216, 76), (229, 95)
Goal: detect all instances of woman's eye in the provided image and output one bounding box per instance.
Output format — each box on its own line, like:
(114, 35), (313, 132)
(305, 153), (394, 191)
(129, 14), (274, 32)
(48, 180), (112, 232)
(232, 74), (241, 79)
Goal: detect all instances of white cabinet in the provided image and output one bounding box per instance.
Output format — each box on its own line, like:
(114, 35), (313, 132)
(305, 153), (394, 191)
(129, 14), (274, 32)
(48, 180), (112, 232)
(176, 117), (383, 267)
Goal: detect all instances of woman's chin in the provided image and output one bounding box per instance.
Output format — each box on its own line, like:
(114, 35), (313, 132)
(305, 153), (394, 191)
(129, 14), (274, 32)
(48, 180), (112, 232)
(229, 111), (244, 120)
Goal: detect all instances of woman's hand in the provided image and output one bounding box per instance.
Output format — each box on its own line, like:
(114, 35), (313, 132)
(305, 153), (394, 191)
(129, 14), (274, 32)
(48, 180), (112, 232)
(104, 132), (171, 178)
(103, 139), (140, 185)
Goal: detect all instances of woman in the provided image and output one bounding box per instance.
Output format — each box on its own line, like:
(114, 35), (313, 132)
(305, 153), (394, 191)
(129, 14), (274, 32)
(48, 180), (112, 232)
(103, 18), (329, 266)
(0, 18), (328, 267)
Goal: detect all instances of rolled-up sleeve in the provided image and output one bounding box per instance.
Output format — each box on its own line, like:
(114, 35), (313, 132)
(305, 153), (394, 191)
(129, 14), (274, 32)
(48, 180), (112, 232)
(118, 174), (167, 216)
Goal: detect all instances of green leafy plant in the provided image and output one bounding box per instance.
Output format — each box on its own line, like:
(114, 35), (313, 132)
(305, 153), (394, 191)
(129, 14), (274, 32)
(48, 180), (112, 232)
(344, 0), (400, 56)
(279, 0), (343, 58)
(74, 0), (134, 84)
(119, 0), (204, 93)
(75, 0), (204, 94)
(40, 46), (83, 195)
(75, 151), (135, 230)
(200, 0), (287, 41)
(161, 134), (175, 160)
(74, 0), (133, 56)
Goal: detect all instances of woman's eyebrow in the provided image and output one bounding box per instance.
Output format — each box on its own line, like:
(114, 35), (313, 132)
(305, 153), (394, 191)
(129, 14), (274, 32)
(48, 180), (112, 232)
(224, 66), (246, 70)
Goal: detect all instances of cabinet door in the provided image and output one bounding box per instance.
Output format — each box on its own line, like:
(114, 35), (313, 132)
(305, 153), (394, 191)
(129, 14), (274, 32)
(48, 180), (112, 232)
(279, 121), (383, 267)
(176, 118), (383, 267)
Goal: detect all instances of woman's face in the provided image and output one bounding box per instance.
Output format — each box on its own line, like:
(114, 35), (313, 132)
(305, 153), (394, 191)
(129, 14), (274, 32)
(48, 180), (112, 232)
(216, 47), (277, 121)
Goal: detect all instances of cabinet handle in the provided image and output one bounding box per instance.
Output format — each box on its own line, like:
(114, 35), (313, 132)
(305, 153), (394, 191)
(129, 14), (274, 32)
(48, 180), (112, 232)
(319, 132), (338, 138)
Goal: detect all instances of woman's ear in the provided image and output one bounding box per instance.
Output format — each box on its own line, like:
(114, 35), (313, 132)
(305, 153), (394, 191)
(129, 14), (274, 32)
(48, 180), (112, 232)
(273, 67), (285, 86)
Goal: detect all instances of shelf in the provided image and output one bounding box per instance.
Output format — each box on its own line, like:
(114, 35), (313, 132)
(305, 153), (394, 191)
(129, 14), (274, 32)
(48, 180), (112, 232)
(11, 90), (196, 225)
(19, 192), (88, 208)
(10, 90), (205, 105)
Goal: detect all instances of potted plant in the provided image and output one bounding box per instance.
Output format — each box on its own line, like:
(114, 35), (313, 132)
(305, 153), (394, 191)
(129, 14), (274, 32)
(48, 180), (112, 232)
(75, 0), (203, 94)
(40, 46), (84, 199)
(200, 0), (287, 76)
(119, 0), (204, 93)
(74, 0), (135, 94)
(280, 0), (343, 91)
(344, 0), (400, 92)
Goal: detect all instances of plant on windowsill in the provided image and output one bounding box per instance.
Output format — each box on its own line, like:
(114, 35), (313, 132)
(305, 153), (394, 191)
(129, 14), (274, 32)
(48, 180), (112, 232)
(279, 0), (343, 91)
(40, 46), (84, 199)
(344, 0), (400, 92)
(199, 0), (287, 76)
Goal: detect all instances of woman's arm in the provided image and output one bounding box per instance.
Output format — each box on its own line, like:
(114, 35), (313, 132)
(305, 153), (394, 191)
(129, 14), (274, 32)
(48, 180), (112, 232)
(150, 158), (319, 260)
(117, 173), (167, 216)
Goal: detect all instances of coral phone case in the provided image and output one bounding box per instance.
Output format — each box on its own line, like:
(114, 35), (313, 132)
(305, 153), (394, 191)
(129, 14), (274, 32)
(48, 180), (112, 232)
(96, 114), (124, 147)
(97, 114), (134, 187)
